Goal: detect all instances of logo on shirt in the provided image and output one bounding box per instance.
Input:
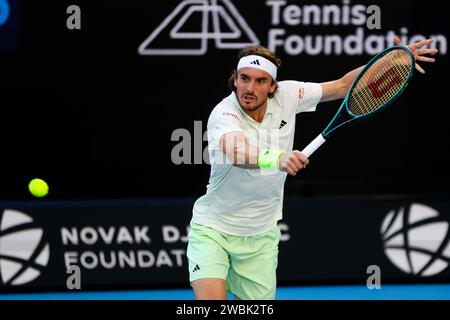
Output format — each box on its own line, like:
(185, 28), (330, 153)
(222, 112), (241, 123)
(279, 120), (287, 129)
(298, 87), (305, 100)
(192, 264), (201, 272)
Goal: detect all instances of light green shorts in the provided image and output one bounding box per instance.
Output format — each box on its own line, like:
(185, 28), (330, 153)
(187, 223), (281, 300)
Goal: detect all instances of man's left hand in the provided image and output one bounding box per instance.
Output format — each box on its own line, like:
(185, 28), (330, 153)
(394, 37), (438, 74)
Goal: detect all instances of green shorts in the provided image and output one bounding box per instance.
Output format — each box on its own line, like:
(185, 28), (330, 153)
(187, 223), (281, 300)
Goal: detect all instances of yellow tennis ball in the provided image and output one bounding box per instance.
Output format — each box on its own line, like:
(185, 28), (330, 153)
(28, 178), (49, 198)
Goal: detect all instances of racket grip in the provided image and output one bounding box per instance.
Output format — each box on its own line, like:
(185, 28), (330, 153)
(301, 134), (326, 158)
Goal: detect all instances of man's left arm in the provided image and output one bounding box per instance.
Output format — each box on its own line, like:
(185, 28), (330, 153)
(319, 38), (438, 103)
(319, 66), (364, 103)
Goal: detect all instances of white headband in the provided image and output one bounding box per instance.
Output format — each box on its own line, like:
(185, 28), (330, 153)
(237, 55), (277, 80)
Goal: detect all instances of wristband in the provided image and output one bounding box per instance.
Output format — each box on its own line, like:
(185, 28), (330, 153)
(258, 149), (285, 169)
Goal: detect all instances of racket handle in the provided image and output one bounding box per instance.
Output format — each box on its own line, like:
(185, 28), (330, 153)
(301, 134), (326, 158)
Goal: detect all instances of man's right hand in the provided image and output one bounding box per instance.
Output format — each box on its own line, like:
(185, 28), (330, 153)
(277, 151), (309, 176)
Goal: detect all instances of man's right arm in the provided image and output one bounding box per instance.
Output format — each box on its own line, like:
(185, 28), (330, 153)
(219, 131), (309, 175)
(219, 131), (259, 169)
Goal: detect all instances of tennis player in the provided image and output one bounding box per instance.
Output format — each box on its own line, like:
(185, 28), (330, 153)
(187, 38), (437, 300)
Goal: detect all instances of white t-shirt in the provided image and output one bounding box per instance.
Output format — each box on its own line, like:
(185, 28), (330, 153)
(191, 81), (323, 236)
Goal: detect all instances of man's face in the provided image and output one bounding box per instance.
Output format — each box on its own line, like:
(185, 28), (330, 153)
(234, 68), (276, 113)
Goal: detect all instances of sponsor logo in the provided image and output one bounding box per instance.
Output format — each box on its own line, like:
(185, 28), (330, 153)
(222, 112), (241, 122)
(381, 203), (450, 277)
(0, 209), (50, 286)
(298, 87), (305, 100)
(138, 0), (446, 56)
(138, 0), (259, 56)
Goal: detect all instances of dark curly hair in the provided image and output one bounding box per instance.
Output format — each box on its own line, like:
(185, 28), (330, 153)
(228, 45), (282, 98)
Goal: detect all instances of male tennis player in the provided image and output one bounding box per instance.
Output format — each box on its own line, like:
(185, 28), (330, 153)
(187, 38), (437, 300)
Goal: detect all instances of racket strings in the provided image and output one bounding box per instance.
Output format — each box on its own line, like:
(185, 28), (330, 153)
(351, 52), (409, 114)
(348, 50), (412, 116)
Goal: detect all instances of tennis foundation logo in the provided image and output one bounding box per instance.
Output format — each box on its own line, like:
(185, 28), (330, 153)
(138, 1), (446, 56)
(0, 209), (50, 286)
(138, 0), (259, 55)
(381, 203), (450, 277)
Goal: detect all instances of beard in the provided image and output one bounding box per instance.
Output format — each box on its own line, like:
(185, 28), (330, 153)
(238, 93), (267, 112)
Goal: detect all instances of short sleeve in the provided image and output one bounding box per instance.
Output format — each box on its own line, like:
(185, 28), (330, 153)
(278, 81), (323, 114)
(207, 106), (244, 150)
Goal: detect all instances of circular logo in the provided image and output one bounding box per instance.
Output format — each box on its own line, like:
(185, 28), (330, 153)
(381, 203), (450, 277)
(0, 209), (50, 286)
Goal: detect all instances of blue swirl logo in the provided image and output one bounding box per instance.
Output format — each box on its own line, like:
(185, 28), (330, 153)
(0, 0), (10, 26)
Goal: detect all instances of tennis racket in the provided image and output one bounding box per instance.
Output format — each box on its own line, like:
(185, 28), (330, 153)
(301, 45), (415, 158)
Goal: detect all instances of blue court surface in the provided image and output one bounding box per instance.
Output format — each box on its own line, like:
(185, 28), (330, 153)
(0, 284), (449, 300)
